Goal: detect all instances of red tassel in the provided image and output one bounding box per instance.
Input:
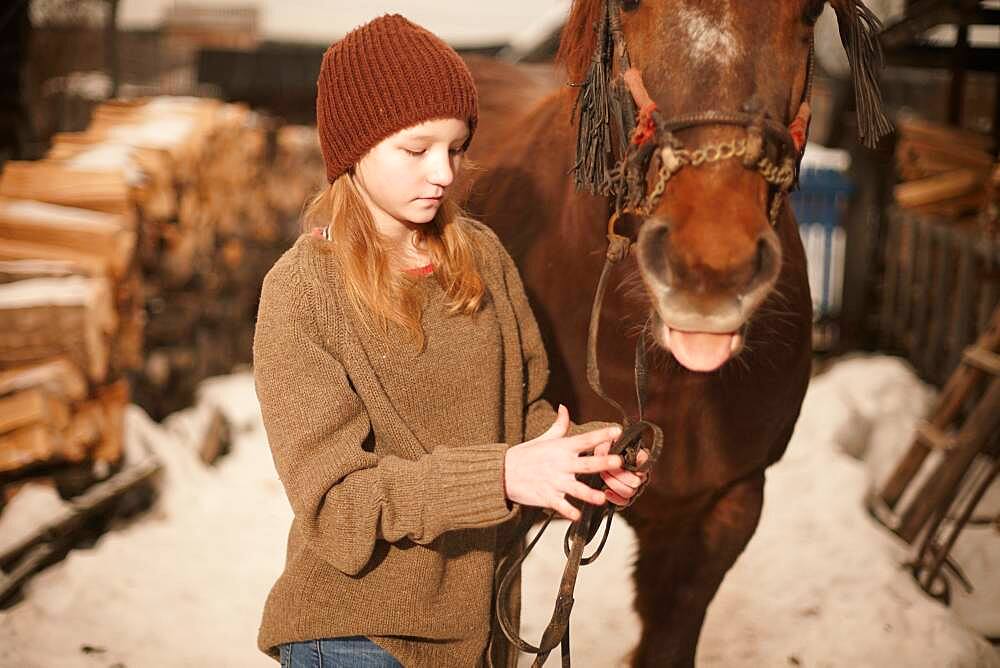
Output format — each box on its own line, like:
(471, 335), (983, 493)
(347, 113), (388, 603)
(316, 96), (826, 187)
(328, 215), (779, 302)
(631, 102), (658, 146)
(789, 101), (812, 154)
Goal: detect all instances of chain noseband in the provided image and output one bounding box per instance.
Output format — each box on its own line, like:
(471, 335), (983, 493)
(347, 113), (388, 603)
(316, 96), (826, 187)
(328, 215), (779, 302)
(605, 31), (814, 228)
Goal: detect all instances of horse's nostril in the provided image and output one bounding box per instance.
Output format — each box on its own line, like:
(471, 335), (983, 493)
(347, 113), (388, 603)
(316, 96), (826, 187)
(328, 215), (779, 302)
(755, 239), (767, 275)
(750, 236), (778, 290)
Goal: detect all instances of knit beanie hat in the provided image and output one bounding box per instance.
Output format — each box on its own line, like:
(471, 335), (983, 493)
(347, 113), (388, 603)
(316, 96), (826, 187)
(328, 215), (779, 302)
(316, 14), (479, 183)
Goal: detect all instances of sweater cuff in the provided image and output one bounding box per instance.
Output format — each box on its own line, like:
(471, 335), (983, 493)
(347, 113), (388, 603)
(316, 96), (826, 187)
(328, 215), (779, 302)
(426, 444), (517, 530)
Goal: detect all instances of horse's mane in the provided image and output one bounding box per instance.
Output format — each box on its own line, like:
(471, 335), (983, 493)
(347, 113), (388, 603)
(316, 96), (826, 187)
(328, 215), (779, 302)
(555, 0), (604, 84)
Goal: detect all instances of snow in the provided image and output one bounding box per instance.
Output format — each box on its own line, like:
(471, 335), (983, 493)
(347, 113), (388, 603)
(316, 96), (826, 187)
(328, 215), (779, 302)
(63, 145), (146, 186)
(1, 357), (997, 667)
(105, 118), (197, 151)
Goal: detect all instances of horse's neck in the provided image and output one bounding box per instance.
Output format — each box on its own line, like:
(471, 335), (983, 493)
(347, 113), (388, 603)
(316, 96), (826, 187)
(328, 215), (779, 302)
(477, 91), (609, 254)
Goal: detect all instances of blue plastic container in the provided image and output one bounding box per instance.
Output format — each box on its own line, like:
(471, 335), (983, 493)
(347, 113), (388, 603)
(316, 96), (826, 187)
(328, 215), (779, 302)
(789, 149), (854, 321)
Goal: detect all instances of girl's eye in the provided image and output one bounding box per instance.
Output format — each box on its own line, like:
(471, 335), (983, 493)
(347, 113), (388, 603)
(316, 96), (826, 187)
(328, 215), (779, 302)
(404, 148), (425, 156)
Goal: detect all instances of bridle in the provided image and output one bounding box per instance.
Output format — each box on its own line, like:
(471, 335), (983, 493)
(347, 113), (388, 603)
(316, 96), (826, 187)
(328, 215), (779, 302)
(584, 0), (816, 231)
(496, 1), (889, 665)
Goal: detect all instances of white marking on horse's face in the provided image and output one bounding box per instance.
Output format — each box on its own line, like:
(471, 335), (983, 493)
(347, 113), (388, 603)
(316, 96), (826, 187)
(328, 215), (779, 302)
(677, 4), (743, 67)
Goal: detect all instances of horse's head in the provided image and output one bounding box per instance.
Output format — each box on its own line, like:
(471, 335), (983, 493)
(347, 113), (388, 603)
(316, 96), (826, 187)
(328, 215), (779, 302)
(559, 0), (890, 372)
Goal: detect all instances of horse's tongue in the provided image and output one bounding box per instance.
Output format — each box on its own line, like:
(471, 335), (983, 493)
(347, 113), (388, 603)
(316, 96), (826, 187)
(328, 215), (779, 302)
(669, 329), (735, 372)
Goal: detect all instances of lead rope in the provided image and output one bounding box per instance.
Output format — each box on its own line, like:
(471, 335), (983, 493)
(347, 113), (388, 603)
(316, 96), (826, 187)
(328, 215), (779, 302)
(495, 217), (665, 668)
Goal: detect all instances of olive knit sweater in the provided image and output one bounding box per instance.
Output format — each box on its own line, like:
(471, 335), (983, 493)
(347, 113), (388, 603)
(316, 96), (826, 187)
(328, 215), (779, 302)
(252, 218), (608, 667)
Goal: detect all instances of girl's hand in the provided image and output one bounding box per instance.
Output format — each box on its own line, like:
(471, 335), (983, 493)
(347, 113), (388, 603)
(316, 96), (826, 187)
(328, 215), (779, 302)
(593, 440), (650, 508)
(504, 405), (623, 522)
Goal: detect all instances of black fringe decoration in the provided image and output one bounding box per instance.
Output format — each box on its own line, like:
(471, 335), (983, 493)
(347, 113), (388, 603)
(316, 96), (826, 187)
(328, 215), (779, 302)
(835, 0), (893, 148)
(572, 3), (617, 195)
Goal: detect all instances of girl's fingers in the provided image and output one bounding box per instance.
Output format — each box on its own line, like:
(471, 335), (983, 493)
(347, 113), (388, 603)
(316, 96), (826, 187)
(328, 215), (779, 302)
(571, 454), (622, 474)
(606, 489), (629, 507)
(600, 470), (635, 497)
(555, 497), (581, 522)
(570, 427), (622, 452)
(564, 480), (607, 506)
(605, 468), (643, 488)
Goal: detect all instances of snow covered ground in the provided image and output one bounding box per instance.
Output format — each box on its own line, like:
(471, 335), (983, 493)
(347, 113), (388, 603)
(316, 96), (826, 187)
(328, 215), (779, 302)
(0, 356), (997, 667)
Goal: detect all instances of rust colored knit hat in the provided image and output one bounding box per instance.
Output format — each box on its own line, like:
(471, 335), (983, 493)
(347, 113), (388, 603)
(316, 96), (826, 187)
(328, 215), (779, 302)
(316, 14), (479, 183)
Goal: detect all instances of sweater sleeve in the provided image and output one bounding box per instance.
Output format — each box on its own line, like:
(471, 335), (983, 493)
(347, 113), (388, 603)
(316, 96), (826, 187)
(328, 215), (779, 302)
(485, 226), (618, 440)
(252, 253), (518, 576)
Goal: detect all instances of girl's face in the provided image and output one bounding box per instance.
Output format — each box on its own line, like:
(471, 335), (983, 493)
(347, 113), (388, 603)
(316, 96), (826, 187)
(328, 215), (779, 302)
(353, 118), (469, 232)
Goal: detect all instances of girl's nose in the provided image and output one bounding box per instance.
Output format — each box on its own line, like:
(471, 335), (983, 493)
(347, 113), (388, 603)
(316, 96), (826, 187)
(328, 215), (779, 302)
(428, 152), (455, 187)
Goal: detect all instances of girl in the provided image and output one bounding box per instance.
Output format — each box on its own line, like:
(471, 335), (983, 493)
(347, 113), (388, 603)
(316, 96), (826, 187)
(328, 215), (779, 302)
(252, 14), (647, 668)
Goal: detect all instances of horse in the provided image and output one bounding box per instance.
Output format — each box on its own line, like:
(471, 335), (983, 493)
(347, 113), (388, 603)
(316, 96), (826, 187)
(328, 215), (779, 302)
(461, 1), (891, 665)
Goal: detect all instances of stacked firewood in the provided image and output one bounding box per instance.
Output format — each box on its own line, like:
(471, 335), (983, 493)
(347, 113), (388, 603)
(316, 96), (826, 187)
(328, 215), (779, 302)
(0, 97), (324, 497)
(894, 115), (996, 224)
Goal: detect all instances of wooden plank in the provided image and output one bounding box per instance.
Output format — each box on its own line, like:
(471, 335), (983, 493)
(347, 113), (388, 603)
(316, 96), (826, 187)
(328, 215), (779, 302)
(951, 239), (977, 370)
(884, 45), (1000, 72)
(911, 218), (934, 371)
(898, 216), (918, 352)
(922, 225), (951, 380)
(880, 2), (971, 50)
(962, 346), (1000, 375)
(879, 211), (902, 350)
(897, 374), (1000, 541)
(879, 305), (1000, 508)
(915, 421), (957, 451)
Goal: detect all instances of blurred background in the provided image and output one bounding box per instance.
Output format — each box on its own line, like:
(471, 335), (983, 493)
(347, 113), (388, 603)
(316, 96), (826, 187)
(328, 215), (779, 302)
(0, 1), (997, 666)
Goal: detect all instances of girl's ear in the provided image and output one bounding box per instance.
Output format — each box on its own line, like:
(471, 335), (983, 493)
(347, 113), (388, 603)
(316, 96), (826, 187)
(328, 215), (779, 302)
(830, 0), (893, 148)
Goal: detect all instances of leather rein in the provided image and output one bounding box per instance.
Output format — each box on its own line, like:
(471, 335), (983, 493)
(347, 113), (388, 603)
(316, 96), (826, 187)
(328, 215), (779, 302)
(496, 1), (816, 665)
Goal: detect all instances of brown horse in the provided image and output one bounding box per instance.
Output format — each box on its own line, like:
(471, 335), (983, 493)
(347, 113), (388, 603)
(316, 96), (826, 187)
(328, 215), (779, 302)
(463, 1), (889, 665)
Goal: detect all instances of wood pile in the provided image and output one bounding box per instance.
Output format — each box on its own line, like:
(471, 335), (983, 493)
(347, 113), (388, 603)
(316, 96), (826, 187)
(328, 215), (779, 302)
(0, 96), (325, 500)
(894, 115), (996, 224)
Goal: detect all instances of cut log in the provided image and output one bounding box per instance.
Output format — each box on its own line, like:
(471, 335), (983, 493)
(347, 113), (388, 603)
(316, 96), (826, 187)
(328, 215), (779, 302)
(0, 162), (132, 216)
(895, 169), (986, 209)
(0, 239), (109, 277)
(0, 425), (57, 473)
(0, 197), (135, 277)
(0, 277), (116, 382)
(0, 358), (88, 402)
(0, 259), (87, 283)
(0, 389), (70, 435)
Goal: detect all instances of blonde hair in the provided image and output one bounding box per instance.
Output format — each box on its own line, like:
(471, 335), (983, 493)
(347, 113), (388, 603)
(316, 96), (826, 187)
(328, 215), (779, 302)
(301, 172), (486, 352)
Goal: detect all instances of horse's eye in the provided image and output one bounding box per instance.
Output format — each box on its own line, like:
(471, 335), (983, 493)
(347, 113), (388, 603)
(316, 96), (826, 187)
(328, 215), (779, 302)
(622, 0), (641, 11)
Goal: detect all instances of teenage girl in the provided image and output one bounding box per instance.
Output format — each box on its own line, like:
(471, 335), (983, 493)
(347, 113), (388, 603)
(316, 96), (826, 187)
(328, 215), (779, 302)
(252, 14), (648, 668)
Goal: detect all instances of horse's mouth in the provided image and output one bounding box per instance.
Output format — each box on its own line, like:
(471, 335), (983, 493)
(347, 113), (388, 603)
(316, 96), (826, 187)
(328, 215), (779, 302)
(652, 320), (745, 373)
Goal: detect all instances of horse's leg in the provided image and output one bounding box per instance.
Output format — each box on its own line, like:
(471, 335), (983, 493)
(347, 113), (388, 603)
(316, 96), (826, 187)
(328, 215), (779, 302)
(628, 473), (765, 668)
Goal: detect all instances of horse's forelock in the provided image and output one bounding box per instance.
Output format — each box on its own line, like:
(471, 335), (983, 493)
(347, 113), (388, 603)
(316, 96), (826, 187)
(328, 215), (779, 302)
(555, 0), (605, 84)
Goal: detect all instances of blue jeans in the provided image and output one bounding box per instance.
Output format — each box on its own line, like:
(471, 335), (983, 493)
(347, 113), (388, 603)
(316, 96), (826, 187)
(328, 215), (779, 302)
(279, 637), (402, 667)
